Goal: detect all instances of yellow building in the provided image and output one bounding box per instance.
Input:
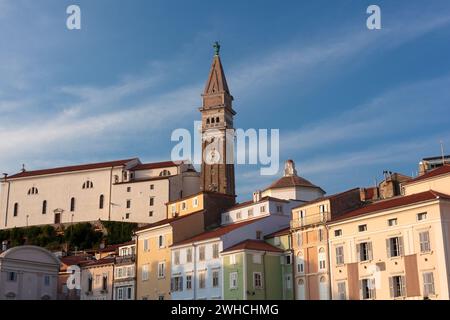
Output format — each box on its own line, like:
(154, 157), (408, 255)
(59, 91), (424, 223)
(291, 188), (362, 300)
(328, 190), (450, 300)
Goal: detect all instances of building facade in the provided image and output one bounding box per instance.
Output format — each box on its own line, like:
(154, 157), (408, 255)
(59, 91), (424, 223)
(113, 241), (136, 300)
(0, 159), (200, 229)
(80, 257), (114, 300)
(0, 245), (60, 300)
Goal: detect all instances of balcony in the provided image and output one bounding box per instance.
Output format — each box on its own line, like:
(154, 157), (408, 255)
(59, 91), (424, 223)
(290, 212), (331, 229)
(115, 254), (136, 265)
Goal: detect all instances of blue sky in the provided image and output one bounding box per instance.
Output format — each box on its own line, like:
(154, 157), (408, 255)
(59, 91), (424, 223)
(1, 0), (450, 201)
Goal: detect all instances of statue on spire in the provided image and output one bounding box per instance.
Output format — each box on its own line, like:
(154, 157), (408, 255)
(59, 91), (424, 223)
(213, 41), (221, 56)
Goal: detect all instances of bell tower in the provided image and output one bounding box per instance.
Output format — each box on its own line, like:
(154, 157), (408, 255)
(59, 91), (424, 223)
(199, 42), (236, 196)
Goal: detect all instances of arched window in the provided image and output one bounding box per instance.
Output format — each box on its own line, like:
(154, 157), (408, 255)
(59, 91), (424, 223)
(99, 195), (104, 209)
(211, 117), (215, 124)
(13, 203), (19, 217)
(82, 180), (93, 189)
(42, 200), (47, 215)
(318, 247), (326, 271)
(319, 276), (329, 300)
(70, 197), (76, 212)
(216, 117), (220, 123)
(159, 170), (171, 177)
(206, 118), (210, 124)
(297, 279), (305, 300)
(27, 187), (38, 195)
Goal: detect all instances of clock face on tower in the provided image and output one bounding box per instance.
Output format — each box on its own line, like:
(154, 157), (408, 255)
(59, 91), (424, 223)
(205, 148), (221, 165)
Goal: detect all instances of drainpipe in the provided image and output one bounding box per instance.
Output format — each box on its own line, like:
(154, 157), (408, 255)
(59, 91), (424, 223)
(108, 167), (114, 221)
(290, 232), (296, 301)
(3, 175), (10, 228)
(263, 252), (267, 300)
(193, 244), (197, 300)
(325, 223), (333, 300)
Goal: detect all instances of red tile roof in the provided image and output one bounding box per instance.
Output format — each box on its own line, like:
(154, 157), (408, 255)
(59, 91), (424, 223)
(222, 239), (284, 253)
(403, 165), (450, 185)
(172, 217), (268, 247)
(264, 175), (324, 192)
(264, 227), (290, 239)
(292, 188), (360, 210)
(332, 190), (450, 223)
(7, 158), (138, 179)
(132, 161), (181, 171)
(82, 256), (115, 268)
(135, 210), (205, 232)
(98, 240), (135, 253)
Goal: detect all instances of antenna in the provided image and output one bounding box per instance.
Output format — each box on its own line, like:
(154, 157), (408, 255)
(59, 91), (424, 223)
(440, 140), (445, 165)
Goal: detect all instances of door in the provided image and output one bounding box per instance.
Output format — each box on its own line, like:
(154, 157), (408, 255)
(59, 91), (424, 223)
(297, 279), (305, 300)
(55, 212), (61, 224)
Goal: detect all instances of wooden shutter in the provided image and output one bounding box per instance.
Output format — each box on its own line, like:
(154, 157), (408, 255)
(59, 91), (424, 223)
(356, 244), (360, 262)
(386, 238), (391, 258)
(180, 277), (184, 292)
(359, 280), (363, 300)
(368, 242), (373, 260)
(399, 237), (404, 256)
(400, 276), (406, 297)
(389, 277), (394, 298)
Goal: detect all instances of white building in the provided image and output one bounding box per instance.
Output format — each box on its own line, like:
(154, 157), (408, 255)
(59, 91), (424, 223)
(0, 245), (60, 300)
(0, 158), (200, 229)
(113, 241), (136, 300)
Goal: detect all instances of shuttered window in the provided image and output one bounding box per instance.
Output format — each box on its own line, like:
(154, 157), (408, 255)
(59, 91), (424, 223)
(419, 231), (431, 253)
(386, 237), (404, 258)
(389, 276), (406, 298)
(423, 272), (435, 297)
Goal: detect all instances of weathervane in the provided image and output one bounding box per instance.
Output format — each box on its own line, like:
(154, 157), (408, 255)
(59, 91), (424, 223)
(213, 41), (220, 56)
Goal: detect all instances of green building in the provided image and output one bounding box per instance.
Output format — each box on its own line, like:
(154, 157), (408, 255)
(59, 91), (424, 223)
(222, 228), (293, 300)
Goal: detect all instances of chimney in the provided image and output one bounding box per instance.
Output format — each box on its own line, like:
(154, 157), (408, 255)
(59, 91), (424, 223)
(2, 173), (7, 182)
(21, 164), (26, 173)
(2, 240), (8, 251)
(253, 190), (261, 203)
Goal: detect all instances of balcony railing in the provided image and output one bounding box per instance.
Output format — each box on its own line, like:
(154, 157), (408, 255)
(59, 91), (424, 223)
(290, 212), (331, 228)
(115, 254), (136, 264)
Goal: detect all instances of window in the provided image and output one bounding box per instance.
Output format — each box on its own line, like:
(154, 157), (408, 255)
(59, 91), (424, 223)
(358, 242), (373, 262)
(230, 272), (238, 289)
(171, 276), (183, 292)
(199, 272), (206, 289)
(256, 231), (262, 240)
(99, 195), (104, 209)
(212, 243), (219, 259)
(389, 276), (406, 298)
(337, 282), (346, 300)
(193, 197), (199, 208)
(318, 228), (324, 242)
(88, 277), (93, 292)
(230, 254), (236, 265)
(276, 205), (283, 213)
(42, 200), (47, 215)
(236, 212), (242, 219)
(102, 275), (108, 291)
(149, 197), (154, 206)
(150, 184), (154, 190)
(159, 170), (171, 177)
(70, 197), (75, 212)
(299, 210), (305, 222)
(253, 272), (263, 289)
(186, 248), (193, 263)
(260, 206), (266, 213)
(388, 218), (397, 226)
(158, 262), (165, 278)
(224, 214), (230, 222)
(358, 224), (367, 232)
(423, 272), (435, 297)
(82, 181), (93, 189)
(274, 237), (281, 246)
(334, 229), (342, 237)
(296, 253), (304, 274)
(419, 231), (431, 253)
(126, 200), (131, 209)
(181, 202), (187, 210)
(143, 239), (149, 252)
(159, 235), (165, 248)
(158, 295), (164, 300)
(125, 213), (130, 219)
(295, 232), (303, 247)
(285, 255), (291, 265)
(253, 254), (262, 264)
(13, 203), (18, 217)
(199, 246), (206, 261)
(286, 275), (292, 289)
(335, 246), (344, 265)
(142, 264), (149, 281)
(417, 212), (427, 221)
(318, 247), (326, 270)
(149, 211), (153, 217)
(127, 187), (131, 192)
(361, 278), (376, 299)
(386, 237), (404, 258)
(174, 251), (180, 265)
(319, 204), (327, 213)
(212, 270), (220, 287)
(7, 272), (17, 282)
(248, 208), (254, 217)
(186, 275), (192, 290)
(28, 187), (39, 195)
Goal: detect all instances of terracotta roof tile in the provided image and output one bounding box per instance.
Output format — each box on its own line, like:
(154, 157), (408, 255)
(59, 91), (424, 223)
(172, 217), (268, 247)
(7, 158), (138, 179)
(222, 239), (283, 253)
(82, 256), (115, 267)
(292, 188), (360, 210)
(264, 175), (324, 192)
(132, 161), (181, 171)
(264, 227), (290, 239)
(403, 165), (450, 185)
(332, 190), (450, 223)
(135, 211), (205, 232)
